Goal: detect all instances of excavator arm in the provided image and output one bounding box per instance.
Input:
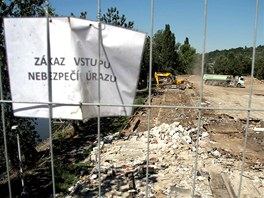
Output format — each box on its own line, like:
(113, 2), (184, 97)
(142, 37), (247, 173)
(154, 71), (185, 89)
(154, 72), (173, 87)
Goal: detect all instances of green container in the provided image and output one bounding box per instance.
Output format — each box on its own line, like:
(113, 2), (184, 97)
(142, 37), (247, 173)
(203, 74), (232, 81)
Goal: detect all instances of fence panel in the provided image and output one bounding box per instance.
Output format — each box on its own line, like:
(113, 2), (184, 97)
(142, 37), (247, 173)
(1, 0), (263, 197)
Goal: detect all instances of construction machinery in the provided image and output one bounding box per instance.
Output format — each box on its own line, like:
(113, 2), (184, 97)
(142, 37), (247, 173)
(154, 72), (185, 89)
(203, 74), (245, 88)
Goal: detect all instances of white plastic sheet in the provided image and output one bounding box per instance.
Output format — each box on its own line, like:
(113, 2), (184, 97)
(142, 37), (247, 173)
(4, 17), (146, 119)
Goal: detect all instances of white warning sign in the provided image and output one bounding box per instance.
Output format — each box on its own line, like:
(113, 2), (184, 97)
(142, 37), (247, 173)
(4, 17), (146, 119)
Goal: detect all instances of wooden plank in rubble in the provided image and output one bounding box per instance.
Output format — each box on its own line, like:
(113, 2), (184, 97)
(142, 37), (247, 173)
(209, 171), (233, 198)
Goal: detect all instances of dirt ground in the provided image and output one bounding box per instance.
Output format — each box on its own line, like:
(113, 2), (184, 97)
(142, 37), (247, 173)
(127, 75), (264, 168)
(187, 75), (264, 167)
(2, 75), (263, 197)
(93, 75), (264, 197)
(188, 75), (264, 119)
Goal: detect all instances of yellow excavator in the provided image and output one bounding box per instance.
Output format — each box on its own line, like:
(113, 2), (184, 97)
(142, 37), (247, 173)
(154, 72), (184, 89)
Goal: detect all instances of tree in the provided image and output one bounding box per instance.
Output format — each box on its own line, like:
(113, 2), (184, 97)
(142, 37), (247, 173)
(71, 11), (87, 19)
(255, 59), (264, 79)
(152, 29), (164, 71)
(235, 53), (251, 76)
(177, 37), (196, 74)
(153, 24), (178, 74)
(138, 36), (150, 89)
(0, 0), (55, 170)
(214, 55), (228, 74)
(101, 7), (134, 29)
(205, 46), (264, 78)
(161, 25), (178, 72)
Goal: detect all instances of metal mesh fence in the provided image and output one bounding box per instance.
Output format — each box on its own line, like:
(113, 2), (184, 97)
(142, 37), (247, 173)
(1, 0), (263, 197)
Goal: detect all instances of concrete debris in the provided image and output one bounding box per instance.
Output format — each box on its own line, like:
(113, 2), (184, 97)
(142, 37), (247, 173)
(211, 150), (221, 158)
(65, 122), (263, 198)
(253, 127), (264, 132)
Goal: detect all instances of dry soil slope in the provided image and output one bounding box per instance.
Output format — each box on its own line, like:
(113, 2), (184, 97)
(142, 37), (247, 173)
(187, 75), (264, 120)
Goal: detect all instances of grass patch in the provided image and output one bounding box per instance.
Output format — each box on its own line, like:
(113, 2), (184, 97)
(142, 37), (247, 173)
(55, 160), (92, 192)
(55, 161), (79, 192)
(133, 90), (149, 113)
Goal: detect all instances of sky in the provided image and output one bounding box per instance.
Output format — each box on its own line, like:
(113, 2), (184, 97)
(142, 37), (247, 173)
(49, 0), (264, 53)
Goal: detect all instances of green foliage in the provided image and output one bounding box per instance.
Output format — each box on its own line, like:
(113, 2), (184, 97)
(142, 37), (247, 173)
(70, 11), (87, 19)
(152, 26), (196, 76)
(139, 36), (150, 89)
(133, 90), (148, 113)
(55, 160), (93, 192)
(0, 0), (55, 171)
(177, 37), (196, 74)
(161, 25), (178, 72)
(153, 25), (179, 73)
(206, 46), (264, 79)
(54, 159), (79, 192)
(255, 59), (264, 79)
(101, 7), (134, 29)
(152, 30), (164, 71)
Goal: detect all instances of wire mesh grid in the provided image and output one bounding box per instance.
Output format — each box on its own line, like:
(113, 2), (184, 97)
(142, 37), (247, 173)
(1, 0), (263, 197)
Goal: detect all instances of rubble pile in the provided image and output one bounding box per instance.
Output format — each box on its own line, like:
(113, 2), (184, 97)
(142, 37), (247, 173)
(143, 122), (196, 145)
(64, 122), (264, 198)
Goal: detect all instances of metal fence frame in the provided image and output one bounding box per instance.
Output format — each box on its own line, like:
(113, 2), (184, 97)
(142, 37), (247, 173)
(0, 0), (261, 197)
